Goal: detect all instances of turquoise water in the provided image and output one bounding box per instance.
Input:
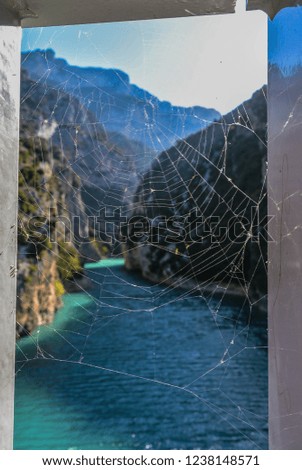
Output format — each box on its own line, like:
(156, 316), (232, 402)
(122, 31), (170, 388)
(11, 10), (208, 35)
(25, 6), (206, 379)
(14, 261), (267, 450)
(84, 258), (125, 269)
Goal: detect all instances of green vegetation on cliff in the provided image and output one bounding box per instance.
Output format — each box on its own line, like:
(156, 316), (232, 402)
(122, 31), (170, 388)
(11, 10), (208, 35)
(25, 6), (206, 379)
(17, 135), (85, 338)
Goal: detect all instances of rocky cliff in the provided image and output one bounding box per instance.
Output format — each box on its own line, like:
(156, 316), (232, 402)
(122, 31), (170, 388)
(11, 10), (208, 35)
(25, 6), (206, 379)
(123, 88), (267, 311)
(17, 129), (86, 337)
(17, 251), (61, 337)
(18, 71), (101, 336)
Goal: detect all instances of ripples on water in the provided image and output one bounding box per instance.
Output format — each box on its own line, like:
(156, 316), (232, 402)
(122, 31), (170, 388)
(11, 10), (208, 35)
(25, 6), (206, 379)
(14, 263), (268, 449)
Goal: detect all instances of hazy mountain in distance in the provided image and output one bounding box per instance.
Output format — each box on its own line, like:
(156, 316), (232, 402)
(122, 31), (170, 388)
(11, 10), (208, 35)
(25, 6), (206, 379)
(21, 49), (221, 153)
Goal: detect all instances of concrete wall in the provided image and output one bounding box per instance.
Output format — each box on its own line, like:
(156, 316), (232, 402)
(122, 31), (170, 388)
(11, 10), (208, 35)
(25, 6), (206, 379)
(0, 25), (21, 450)
(268, 8), (302, 448)
(1, 0), (236, 28)
(0, 0), (298, 27)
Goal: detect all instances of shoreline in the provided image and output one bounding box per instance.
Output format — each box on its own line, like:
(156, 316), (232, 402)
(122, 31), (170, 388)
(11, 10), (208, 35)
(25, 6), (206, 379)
(124, 266), (267, 315)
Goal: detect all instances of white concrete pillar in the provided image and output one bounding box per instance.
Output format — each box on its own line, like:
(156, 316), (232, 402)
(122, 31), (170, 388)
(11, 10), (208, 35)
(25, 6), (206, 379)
(0, 24), (21, 450)
(268, 7), (302, 449)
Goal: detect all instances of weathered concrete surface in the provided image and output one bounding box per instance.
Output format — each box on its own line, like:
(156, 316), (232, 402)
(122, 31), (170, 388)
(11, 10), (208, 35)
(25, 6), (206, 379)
(268, 13), (302, 448)
(0, 3), (19, 25)
(3, 0), (298, 26)
(0, 0), (236, 27)
(0, 26), (21, 450)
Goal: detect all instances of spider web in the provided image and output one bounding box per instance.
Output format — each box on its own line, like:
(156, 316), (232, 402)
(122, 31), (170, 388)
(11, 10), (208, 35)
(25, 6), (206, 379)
(15, 17), (268, 451)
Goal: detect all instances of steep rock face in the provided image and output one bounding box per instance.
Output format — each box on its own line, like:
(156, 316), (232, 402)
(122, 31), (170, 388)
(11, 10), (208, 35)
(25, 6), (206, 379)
(16, 252), (61, 338)
(17, 130), (92, 337)
(21, 49), (221, 153)
(124, 88), (267, 310)
(20, 69), (145, 218)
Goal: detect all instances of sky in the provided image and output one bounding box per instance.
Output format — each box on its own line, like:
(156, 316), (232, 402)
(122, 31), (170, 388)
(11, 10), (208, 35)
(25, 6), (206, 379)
(269, 5), (302, 75)
(21, 0), (267, 115)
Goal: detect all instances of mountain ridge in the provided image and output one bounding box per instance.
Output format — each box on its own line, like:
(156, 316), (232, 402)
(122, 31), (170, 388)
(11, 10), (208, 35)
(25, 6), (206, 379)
(123, 87), (267, 311)
(21, 49), (221, 152)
